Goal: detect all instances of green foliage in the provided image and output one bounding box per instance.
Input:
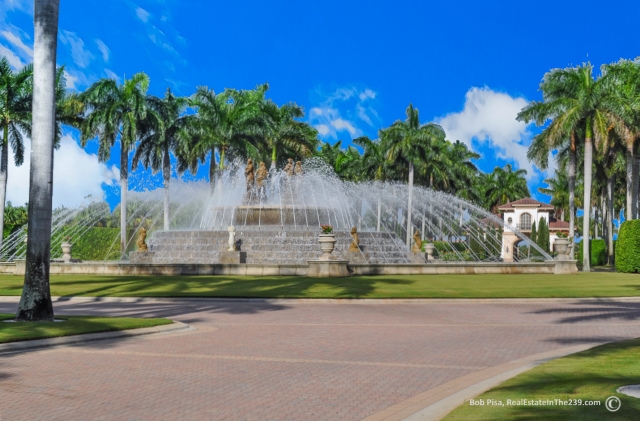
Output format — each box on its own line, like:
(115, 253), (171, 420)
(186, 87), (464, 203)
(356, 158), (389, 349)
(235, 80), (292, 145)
(616, 220), (640, 273)
(2, 202), (28, 239)
(537, 217), (549, 253)
(578, 239), (607, 267)
(67, 227), (120, 261)
(530, 220), (537, 244)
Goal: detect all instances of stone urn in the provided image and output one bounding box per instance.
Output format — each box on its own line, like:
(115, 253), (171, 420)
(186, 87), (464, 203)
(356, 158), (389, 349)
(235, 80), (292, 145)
(61, 242), (73, 263)
(318, 234), (337, 260)
(424, 243), (435, 261)
(554, 238), (570, 260)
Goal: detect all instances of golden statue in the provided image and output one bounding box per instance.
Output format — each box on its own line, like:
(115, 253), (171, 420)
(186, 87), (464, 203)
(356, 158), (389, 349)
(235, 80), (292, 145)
(284, 158), (294, 176)
(137, 227), (149, 252)
(244, 158), (255, 191)
(411, 229), (422, 253)
(349, 227), (360, 252)
(295, 161), (303, 175)
(256, 161), (268, 188)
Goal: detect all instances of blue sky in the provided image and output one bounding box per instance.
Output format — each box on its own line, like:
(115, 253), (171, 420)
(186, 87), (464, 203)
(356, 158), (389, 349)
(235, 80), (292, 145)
(1, 0), (640, 208)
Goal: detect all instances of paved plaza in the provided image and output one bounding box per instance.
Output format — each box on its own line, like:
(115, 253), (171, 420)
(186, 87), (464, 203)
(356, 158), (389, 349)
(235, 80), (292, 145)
(1, 297), (640, 420)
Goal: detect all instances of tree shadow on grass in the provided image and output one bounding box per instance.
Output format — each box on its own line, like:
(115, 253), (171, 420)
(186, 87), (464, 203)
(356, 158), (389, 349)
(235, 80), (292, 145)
(528, 300), (640, 324)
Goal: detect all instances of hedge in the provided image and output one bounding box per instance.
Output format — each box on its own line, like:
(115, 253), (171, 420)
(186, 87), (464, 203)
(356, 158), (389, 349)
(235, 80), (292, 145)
(65, 227), (120, 261)
(578, 239), (607, 267)
(616, 220), (640, 273)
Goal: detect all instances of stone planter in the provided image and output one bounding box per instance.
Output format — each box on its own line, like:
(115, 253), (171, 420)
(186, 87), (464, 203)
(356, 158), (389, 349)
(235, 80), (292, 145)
(318, 234), (337, 261)
(61, 242), (73, 263)
(425, 243), (435, 261)
(554, 238), (570, 260)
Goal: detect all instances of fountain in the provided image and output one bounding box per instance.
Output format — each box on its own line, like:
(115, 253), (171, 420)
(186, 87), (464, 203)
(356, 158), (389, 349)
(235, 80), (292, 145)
(1, 157), (569, 276)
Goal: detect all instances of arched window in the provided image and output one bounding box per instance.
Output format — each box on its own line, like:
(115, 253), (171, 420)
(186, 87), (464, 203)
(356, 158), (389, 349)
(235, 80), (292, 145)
(520, 213), (532, 230)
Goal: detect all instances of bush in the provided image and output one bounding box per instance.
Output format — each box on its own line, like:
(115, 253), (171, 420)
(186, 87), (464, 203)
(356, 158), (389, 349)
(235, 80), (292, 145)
(68, 227), (120, 261)
(578, 239), (607, 267)
(616, 220), (640, 273)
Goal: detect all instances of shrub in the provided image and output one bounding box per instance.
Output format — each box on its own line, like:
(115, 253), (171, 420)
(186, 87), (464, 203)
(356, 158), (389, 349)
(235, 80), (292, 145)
(616, 220), (640, 273)
(578, 239), (607, 267)
(67, 227), (120, 261)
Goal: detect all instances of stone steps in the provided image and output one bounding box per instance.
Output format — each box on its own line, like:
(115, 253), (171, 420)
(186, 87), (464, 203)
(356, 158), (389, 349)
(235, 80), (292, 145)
(147, 230), (411, 264)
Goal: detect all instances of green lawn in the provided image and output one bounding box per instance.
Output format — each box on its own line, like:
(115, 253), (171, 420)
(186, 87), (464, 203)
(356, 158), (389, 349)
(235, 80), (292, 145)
(443, 338), (640, 420)
(0, 272), (639, 298)
(0, 314), (172, 343)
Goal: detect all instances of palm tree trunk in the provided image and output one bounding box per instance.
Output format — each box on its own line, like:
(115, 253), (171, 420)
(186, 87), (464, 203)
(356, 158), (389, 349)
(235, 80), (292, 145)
(120, 144), (128, 257)
(607, 175), (614, 265)
(209, 147), (216, 196)
(271, 144), (277, 170)
(16, 0), (58, 321)
(626, 144), (635, 220)
(406, 162), (414, 248)
(582, 135), (593, 272)
(163, 149), (170, 231)
(569, 133), (576, 239)
(633, 157), (640, 219)
(0, 126), (8, 251)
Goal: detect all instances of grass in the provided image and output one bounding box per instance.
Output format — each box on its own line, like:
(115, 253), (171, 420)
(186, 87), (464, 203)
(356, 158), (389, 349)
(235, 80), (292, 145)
(442, 338), (640, 420)
(0, 272), (639, 298)
(0, 314), (172, 343)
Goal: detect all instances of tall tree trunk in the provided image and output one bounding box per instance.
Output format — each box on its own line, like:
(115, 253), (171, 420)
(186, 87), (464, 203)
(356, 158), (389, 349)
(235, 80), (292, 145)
(634, 157), (640, 219)
(406, 162), (414, 248)
(607, 175), (614, 265)
(209, 147), (216, 196)
(0, 126), (8, 251)
(271, 143), (277, 170)
(16, 0), (59, 321)
(626, 144), (635, 220)
(163, 149), (170, 231)
(582, 134), (593, 272)
(120, 144), (128, 257)
(569, 133), (576, 239)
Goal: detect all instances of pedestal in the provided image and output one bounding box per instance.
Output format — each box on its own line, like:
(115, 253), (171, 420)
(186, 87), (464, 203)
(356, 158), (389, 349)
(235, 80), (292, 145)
(14, 259), (25, 276)
(554, 260), (578, 275)
(408, 253), (426, 264)
(129, 252), (156, 264)
(306, 260), (350, 278)
(219, 251), (247, 264)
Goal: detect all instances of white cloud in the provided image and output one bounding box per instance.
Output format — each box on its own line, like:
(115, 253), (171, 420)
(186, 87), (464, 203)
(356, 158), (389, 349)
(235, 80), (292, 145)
(95, 39), (110, 62)
(435, 87), (537, 179)
(136, 7), (150, 23)
(59, 30), (94, 68)
(1, 30), (32, 58)
(64, 71), (78, 89)
(0, 43), (23, 68)
(309, 86), (380, 140)
(6, 135), (119, 208)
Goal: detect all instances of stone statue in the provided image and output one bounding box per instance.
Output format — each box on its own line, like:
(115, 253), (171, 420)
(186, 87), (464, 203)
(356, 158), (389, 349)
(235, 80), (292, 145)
(295, 161), (303, 176)
(137, 227), (149, 252)
(244, 158), (255, 191)
(411, 229), (422, 253)
(349, 226), (360, 252)
(284, 158), (294, 176)
(256, 161), (268, 199)
(227, 226), (236, 251)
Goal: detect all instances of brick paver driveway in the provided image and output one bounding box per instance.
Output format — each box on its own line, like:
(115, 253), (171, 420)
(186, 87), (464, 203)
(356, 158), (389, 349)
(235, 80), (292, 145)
(1, 297), (640, 420)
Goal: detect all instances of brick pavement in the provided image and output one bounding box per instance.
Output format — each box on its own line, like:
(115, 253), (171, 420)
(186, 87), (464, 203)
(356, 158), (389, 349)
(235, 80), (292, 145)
(0, 298), (639, 420)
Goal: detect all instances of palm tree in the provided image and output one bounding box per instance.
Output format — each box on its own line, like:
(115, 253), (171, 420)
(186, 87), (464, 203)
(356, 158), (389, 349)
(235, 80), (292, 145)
(191, 86), (262, 193)
(538, 171), (570, 220)
(335, 145), (364, 181)
(353, 136), (388, 181)
(315, 140), (344, 170)
(518, 63), (612, 271)
(259, 100), (317, 169)
(132, 89), (197, 230)
(16, 0), (59, 321)
(0, 58), (31, 252)
(80, 73), (150, 256)
(380, 104), (446, 247)
(484, 164), (530, 212)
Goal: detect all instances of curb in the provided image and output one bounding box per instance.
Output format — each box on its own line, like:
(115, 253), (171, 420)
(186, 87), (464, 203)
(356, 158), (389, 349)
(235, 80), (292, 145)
(1, 296), (640, 305)
(0, 321), (191, 354)
(360, 343), (609, 421)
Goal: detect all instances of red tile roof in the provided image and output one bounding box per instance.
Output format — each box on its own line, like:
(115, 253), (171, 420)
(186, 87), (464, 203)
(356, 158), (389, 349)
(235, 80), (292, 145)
(497, 198), (555, 211)
(549, 219), (570, 230)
